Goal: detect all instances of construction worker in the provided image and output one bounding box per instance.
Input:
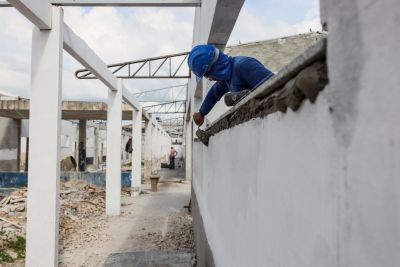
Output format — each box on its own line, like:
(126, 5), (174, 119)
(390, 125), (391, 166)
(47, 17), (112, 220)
(188, 44), (274, 126)
(169, 147), (178, 169)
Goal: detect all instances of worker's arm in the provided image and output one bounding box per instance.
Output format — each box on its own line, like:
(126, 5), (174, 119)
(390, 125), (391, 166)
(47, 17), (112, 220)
(193, 82), (229, 126)
(236, 58), (274, 89)
(199, 82), (230, 116)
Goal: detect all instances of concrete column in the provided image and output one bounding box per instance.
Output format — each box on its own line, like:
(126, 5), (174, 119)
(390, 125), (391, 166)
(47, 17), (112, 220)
(151, 124), (156, 173)
(94, 124), (99, 170)
(106, 79), (122, 216)
(25, 6), (63, 267)
(131, 108), (142, 194)
(74, 124), (79, 162)
(0, 118), (21, 171)
(25, 137), (29, 172)
(78, 120), (86, 171)
(185, 119), (193, 180)
(143, 121), (152, 180)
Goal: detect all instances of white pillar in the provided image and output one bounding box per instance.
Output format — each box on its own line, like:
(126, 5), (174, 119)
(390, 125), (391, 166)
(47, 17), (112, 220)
(25, 6), (63, 267)
(94, 124), (100, 170)
(143, 120), (152, 180)
(185, 119), (193, 180)
(131, 108), (142, 195)
(106, 79), (122, 216)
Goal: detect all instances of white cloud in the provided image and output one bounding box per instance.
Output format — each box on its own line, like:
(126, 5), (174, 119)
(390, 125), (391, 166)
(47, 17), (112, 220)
(0, 3), (321, 101)
(0, 7), (194, 101)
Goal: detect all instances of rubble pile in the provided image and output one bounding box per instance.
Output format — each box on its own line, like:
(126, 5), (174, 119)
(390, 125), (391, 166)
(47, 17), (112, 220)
(140, 213), (195, 253)
(59, 180), (107, 249)
(0, 180), (113, 263)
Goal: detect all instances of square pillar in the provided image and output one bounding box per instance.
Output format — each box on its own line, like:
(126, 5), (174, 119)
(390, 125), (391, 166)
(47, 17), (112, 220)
(143, 120), (152, 180)
(78, 120), (87, 171)
(131, 108), (142, 195)
(94, 124), (100, 170)
(25, 6), (63, 267)
(106, 79), (123, 216)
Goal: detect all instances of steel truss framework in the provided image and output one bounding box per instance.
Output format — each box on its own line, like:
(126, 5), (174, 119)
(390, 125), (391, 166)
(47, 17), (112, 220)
(144, 100), (186, 114)
(0, 0), (201, 7)
(76, 52), (191, 79)
(134, 84), (187, 102)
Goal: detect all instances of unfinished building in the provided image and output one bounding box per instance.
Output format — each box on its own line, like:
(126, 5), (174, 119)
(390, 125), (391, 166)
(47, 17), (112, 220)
(0, 0), (399, 266)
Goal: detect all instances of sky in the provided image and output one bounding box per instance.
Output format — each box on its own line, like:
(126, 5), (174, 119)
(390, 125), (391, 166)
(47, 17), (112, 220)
(0, 0), (321, 101)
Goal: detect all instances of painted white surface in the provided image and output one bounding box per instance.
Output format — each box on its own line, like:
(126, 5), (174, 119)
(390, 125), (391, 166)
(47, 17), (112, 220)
(0, 0), (201, 6)
(132, 108), (142, 190)
(106, 79), (122, 216)
(194, 88), (400, 266)
(0, 148), (18, 160)
(25, 6), (63, 267)
(184, 118), (192, 180)
(144, 120), (152, 162)
(8, 0), (52, 30)
(193, 1), (400, 266)
(122, 86), (141, 111)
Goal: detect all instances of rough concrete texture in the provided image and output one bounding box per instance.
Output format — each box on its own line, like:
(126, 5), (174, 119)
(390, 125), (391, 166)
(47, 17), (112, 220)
(0, 117), (20, 171)
(103, 251), (191, 267)
(193, 0), (400, 266)
(225, 32), (327, 72)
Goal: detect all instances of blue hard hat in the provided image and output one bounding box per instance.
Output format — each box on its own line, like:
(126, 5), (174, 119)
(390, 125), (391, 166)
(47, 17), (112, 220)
(188, 44), (220, 79)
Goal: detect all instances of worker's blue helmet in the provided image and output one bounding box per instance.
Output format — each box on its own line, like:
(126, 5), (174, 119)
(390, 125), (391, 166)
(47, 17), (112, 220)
(188, 44), (220, 79)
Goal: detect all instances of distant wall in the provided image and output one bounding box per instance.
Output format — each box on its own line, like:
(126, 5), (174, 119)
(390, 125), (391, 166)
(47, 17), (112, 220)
(0, 118), (20, 171)
(226, 33), (326, 73)
(0, 171), (133, 189)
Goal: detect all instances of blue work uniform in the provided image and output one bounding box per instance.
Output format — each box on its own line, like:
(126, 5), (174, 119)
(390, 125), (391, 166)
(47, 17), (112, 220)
(199, 55), (274, 116)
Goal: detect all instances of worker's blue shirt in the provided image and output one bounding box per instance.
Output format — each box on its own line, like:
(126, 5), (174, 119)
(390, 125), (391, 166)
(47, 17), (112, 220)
(199, 56), (274, 116)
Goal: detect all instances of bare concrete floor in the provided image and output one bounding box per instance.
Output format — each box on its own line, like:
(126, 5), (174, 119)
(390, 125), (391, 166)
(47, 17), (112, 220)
(59, 166), (192, 267)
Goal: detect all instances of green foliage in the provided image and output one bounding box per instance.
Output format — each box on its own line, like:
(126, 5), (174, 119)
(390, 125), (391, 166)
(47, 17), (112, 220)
(7, 236), (26, 259)
(0, 248), (13, 263)
(0, 230), (26, 263)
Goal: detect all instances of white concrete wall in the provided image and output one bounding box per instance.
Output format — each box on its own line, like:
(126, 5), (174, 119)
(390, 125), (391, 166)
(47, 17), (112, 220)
(143, 118), (172, 173)
(193, 0), (400, 266)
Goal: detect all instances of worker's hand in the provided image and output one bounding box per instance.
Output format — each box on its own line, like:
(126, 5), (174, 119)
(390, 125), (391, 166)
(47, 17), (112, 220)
(193, 112), (204, 126)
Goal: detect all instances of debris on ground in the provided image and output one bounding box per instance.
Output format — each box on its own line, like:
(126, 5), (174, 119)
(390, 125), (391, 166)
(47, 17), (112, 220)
(136, 212), (196, 265)
(0, 180), (128, 264)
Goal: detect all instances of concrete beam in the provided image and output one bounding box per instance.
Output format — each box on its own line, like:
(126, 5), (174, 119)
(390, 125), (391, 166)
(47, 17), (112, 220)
(7, 0), (52, 30)
(63, 23), (119, 92)
(0, 100), (144, 120)
(0, 0), (200, 7)
(25, 6), (63, 267)
(122, 86), (141, 111)
(106, 79), (123, 216)
(207, 0), (245, 46)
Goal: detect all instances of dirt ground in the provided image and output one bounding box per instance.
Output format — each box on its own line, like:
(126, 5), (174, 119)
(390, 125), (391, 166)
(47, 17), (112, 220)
(0, 166), (194, 267)
(59, 168), (193, 267)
